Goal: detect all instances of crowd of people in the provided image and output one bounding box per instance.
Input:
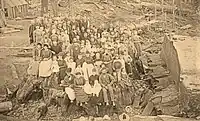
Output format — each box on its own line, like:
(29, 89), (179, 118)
(27, 15), (145, 107)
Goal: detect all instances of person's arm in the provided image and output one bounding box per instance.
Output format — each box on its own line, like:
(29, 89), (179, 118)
(109, 74), (116, 86)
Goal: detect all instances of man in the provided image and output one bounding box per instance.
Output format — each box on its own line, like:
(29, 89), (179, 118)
(99, 67), (116, 106)
(29, 20), (36, 44)
(33, 26), (43, 44)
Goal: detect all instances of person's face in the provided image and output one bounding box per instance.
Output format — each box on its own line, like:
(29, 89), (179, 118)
(86, 29), (90, 33)
(81, 27), (85, 31)
(53, 41), (58, 45)
(52, 56), (57, 61)
(96, 53), (100, 59)
(91, 38), (95, 42)
(58, 56), (62, 60)
(102, 69), (107, 74)
(76, 36), (80, 40)
(76, 74), (81, 78)
(44, 46), (48, 50)
(86, 53), (90, 57)
(37, 44), (42, 49)
(69, 58), (73, 62)
(72, 25), (76, 30)
(78, 55), (82, 59)
(84, 33), (87, 37)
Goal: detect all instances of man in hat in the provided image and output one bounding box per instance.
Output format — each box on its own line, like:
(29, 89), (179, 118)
(29, 20), (36, 44)
(99, 67), (116, 106)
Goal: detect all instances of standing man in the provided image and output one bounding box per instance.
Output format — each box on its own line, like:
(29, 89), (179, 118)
(41, 0), (48, 16)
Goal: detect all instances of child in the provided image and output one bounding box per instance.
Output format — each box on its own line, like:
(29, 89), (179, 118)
(67, 57), (76, 75)
(74, 72), (89, 106)
(50, 55), (59, 87)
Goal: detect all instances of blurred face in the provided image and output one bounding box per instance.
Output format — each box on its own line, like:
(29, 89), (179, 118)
(52, 56), (57, 61)
(58, 55), (62, 60)
(102, 69), (107, 74)
(86, 29), (90, 33)
(37, 44), (42, 48)
(86, 53), (90, 57)
(69, 58), (73, 62)
(36, 26), (40, 29)
(44, 46), (48, 50)
(78, 55), (82, 59)
(84, 33), (87, 37)
(53, 41), (58, 45)
(81, 27), (85, 31)
(76, 73), (81, 78)
(94, 80), (98, 84)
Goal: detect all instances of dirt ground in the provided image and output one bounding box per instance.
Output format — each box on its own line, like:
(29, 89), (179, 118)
(173, 36), (200, 89)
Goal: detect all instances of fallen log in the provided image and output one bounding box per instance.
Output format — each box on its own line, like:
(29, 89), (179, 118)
(0, 46), (33, 49)
(0, 101), (12, 113)
(3, 29), (20, 34)
(6, 24), (23, 30)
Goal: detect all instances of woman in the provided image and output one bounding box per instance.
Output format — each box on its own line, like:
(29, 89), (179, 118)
(27, 43), (42, 78)
(74, 72), (89, 106)
(57, 52), (67, 84)
(82, 52), (94, 81)
(39, 44), (53, 87)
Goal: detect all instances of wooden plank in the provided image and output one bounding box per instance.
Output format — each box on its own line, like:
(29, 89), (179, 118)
(0, 46), (33, 49)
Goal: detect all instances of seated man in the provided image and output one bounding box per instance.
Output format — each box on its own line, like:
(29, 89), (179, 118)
(99, 67), (116, 106)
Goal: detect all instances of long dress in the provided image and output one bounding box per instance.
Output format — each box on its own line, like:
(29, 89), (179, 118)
(74, 77), (89, 103)
(58, 59), (67, 84)
(39, 49), (52, 77)
(27, 48), (42, 76)
(82, 56), (94, 81)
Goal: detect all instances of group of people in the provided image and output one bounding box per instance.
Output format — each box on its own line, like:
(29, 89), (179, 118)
(28, 15), (145, 107)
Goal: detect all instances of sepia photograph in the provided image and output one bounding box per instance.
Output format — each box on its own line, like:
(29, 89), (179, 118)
(0, 0), (200, 120)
